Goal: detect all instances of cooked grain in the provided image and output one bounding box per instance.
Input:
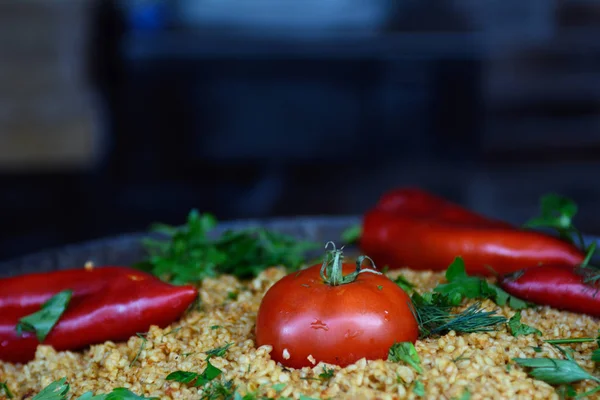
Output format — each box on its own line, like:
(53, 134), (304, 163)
(1, 268), (599, 399)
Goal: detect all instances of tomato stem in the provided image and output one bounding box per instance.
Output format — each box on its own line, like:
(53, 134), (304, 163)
(319, 241), (381, 286)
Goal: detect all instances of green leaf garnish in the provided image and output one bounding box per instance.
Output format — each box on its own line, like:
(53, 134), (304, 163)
(341, 224), (361, 245)
(205, 342), (233, 359)
(16, 290), (72, 342)
(135, 210), (320, 284)
(272, 383), (286, 392)
(508, 311), (542, 337)
(454, 390), (471, 400)
(434, 257), (531, 310)
(388, 342), (423, 373)
(32, 378), (156, 400)
(0, 381), (14, 399)
(592, 349), (600, 363)
(227, 292), (239, 301)
(166, 359), (222, 387)
(413, 380), (425, 397)
(523, 193), (585, 249)
(32, 378), (70, 400)
(200, 380), (237, 400)
(318, 366), (335, 381)
(394, 275), (415, 293)
(102, 388), (158, 400)
(513, 357), (600, 386)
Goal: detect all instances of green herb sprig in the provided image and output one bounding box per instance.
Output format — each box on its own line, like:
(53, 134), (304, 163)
(388, 342), (423, 373)
(412, 292), (507, 338)
(135, 210), (320, 285)
(16, 290), (72, 342)
(508, 311), (542, 337)
(30, 378), (156, 400)
(341, 224), (361, 245)
(523, 194), (585, 249)
(433, 257), (531, 310)
(1, 381), (14, 399)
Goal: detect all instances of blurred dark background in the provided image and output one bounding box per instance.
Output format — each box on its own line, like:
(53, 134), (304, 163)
(1, 0), (599, 261)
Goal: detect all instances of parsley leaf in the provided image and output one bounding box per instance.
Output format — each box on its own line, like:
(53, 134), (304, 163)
(0, 381), (13, 399)
(205, 343), (233, 359)
(513, 357), (600, 385)
(318, 366), (335, 381)
(16, 290), (72, 342)
(200, 380), (236, 400)
(32, 379), (156, 400)
(388, 342), (423, 373)
(523, 193), (585, 249)
(413, 380), (425, 397)
(227, 292), (239, 301)
(136, 210), (319, 284)
(433, 257), (530, 310)
(166, 359), (223, 387)
(592, 349), (600, 363)
(394, 275), (415, 293)
(453, 390), (471, 400)
(32, 378), (70, 400)
(508, 311), (542, 337)
(341, 224), (361, 245)
(100, 388), (158, 400)
(272, 383), (286, 392)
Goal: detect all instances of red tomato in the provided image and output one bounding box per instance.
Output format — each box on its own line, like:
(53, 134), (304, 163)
(255, 251), (419, 369)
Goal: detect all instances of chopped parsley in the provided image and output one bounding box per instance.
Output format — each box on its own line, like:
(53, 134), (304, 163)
(433, 257), (530, 310)
(394, 275), (415, 293)
(205, 343), (233, 359)
(523, 193), (584, 249)
(0, 381), (13, 399)
(166, 359), (222, 388)
(388, 342), (423, 373)
(135, 210), (319, 285)
(413, 380), (425, 397)
(508, 311), (542, 337)
(341, 224), (361, 245)
(318, 366), (335, 381)
(16, 290), (72, 342)
(31, 378), (156, 400)
(227, 292), (239, 301)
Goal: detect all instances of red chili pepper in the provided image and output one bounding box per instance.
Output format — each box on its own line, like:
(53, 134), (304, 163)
(360, 188), (585, 276)
(0, 267), (197, 364)
(498, 265), (600, 317)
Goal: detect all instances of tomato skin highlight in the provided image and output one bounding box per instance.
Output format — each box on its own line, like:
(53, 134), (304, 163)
(255, 263), (418, 369)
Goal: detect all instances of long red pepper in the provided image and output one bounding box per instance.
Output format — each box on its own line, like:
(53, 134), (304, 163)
(360, 188), (585, 276)
(0, 266), (197, 364)
(498, 265), (600, 317)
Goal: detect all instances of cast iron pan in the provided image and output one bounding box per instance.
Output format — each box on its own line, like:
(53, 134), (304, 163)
(1, 216), (598, 278)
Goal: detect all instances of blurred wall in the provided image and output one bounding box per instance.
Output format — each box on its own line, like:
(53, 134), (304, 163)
(0, 0), (599, 260)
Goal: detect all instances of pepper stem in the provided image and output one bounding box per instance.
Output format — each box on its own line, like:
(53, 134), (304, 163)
(319, 241), (381, 286)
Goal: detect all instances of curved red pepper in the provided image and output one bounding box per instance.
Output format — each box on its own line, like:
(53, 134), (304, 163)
(0, 267), (197, 364)
(498, 265), (600, 317)
(360, 188), (585, 276)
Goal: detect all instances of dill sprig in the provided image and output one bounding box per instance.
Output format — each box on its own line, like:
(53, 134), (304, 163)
(411, 292), (507, 338)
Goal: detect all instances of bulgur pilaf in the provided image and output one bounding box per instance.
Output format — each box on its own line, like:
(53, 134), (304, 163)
(1, 267), (599, 399)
